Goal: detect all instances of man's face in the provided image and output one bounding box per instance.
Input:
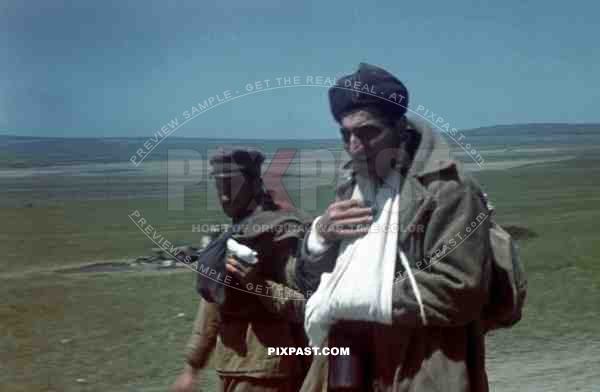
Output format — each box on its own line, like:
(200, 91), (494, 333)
(215, 174), (257, 218)
(340, 109), (399, 178)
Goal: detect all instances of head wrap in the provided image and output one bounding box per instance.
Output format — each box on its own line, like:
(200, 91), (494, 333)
(209, 148), (264, 178)
(329, 62), (409, 123)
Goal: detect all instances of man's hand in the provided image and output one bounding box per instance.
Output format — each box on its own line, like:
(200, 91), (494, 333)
(225, 256), (260, 285)
(317, 200), (374, 242)
(170, 365), (199, 392)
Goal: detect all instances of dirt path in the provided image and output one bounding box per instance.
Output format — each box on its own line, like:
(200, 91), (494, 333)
(487, 338), (600, 391)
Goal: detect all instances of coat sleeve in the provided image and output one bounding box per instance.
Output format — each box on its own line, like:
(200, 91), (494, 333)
(293, 221), (340, 297)
(255, 239), (309, 323)
(257, 257), (308, 323)
(391, 178), (492, 327)
(184, 298), (220, 369)
(256, 220), (341, 323)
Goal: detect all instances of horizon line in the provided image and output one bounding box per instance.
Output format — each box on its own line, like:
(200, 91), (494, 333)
(1, 121), (599, 139)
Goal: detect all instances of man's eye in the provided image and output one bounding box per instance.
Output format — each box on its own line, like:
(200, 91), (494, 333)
(360, 126), (384, 141)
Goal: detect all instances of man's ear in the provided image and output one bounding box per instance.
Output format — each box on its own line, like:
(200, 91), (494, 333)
(394, 115), (407, 131)
(392, 116), (410, 145)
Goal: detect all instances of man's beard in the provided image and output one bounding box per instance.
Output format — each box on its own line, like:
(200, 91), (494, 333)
(351, 153), (370, 174)
(351, 145), (398, 182)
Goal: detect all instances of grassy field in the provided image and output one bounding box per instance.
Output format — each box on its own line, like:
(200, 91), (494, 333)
(1, 154), (600, 391)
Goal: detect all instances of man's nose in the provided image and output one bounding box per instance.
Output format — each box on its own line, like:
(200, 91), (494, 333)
(349, 133), (364, 153)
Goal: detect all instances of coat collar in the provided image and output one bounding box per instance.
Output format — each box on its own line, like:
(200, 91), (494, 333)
(337, 118), (460, 243)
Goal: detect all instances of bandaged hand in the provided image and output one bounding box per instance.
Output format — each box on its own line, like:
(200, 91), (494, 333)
(225, 256), (260, 285)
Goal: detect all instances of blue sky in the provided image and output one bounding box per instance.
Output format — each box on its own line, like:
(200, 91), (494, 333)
(1, 0), (598, 138)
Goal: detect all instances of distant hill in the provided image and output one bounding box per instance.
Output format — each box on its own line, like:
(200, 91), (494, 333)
(464, 123), (600, 134)
(456, 123), (600, 150)
(1, 123), (599, 169)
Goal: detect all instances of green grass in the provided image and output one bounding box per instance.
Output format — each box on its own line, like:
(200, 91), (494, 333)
(1, 155), (600, 390)
(0, 193), (226, 274)
(476, 156), (600, 352)
(0, 271), (216, 392)
(0, 182), (334, 275)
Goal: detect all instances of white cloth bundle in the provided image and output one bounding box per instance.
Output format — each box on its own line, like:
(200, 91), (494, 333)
(304, 168), (402, 347)
(226, 238), (258, 265)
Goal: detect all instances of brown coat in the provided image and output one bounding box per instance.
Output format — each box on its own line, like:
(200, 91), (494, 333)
(294, 119), (493, 391)
(184, 208), (310, 381)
